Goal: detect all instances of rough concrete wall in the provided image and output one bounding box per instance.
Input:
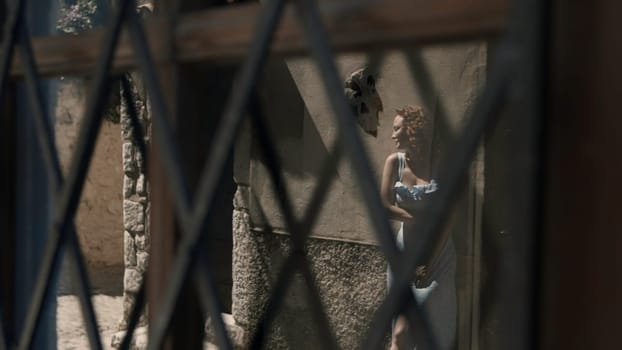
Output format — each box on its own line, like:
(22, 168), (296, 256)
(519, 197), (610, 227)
(232, 186), (388, 349)
(118, 74), (151, 330)
(55, 78), (124, 267)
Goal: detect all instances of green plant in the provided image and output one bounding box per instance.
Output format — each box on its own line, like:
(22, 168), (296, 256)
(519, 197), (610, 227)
(57, 0), (97, 34)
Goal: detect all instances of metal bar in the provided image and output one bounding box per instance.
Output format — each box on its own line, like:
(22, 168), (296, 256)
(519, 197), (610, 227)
(366, 49), (460, 173)
(119, 283), (146, 350)
(0, 210), (9, 350)
(123, 6), (233, 349)
(16, 18), (105, 349)
(143, 4), (178, 349)
(118, 13), (183, 349)
(8, 0), (508, 78)
(122, 69), (223, 350)
(121, 75), (149, 171)
(66, 237), (105, 350)
(194, 258), (230, 350)
(247, 140), (342, 348)
(299, 145), (343, 230)
(0, 0), (23, 102)
(0, 2), (22, 347)
(0, 254), (6, 350)
(294, 0), (399, 281)
(189, 0), (284, 254)
(127, 11), (193, 221)
(246, 96), (339, 349)
(0, 313), (5, 350)
(0, 108), (11, 350)
(122, 9), (230, 350)
(9, 6), (67, 343)
(292, 0), (436, 346)
(248, 258), (295, 349)
(16, 23), (61, 186)
(16, 0), (131, 347)
(117, 75), (149, 350)
(404, 50), (458, 148)
(136, 0), (287, 348)
(250, 142), (343, 349)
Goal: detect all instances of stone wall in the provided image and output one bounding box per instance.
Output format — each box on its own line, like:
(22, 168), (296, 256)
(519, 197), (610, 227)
(232, 186), (389, 349)
(119, 75), (151, 329)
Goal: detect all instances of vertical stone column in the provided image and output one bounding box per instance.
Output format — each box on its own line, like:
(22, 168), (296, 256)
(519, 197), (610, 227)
(119, 74), (151, 331)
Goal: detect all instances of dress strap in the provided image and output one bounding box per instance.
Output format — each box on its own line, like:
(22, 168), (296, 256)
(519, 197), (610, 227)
(397, 152), (405, 182)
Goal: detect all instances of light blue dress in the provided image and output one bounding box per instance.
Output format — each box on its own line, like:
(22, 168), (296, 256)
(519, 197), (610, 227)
(388, 152), (457, 350)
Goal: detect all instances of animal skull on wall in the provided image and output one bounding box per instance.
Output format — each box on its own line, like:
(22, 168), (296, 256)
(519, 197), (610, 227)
(344, 67), (383, 137)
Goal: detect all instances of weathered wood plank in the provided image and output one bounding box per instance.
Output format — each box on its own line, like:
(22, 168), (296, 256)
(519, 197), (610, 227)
(10, 0), (507, 77)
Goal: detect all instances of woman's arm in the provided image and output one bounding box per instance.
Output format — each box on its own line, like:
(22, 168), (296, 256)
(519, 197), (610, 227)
(380, 154), (415, 223)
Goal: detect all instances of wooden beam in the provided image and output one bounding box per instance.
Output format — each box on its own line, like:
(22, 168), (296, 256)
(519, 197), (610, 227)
(10, 0), (507, 77)
(146, 3), (177, 350)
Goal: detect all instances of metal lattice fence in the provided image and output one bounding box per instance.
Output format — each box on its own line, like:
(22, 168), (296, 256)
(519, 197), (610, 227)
(0, 0), (543, 349)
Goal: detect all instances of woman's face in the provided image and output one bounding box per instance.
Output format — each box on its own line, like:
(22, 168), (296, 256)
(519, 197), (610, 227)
(391, 115), (409, 149)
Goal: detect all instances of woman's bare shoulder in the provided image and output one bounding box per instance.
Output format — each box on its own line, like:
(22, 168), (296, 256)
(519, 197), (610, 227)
(385, 152), (400, 162)
(384, 152), (400, 166)
(382, 153), (400, 178)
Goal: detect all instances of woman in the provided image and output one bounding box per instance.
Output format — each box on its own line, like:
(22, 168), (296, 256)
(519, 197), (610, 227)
(381, 105), (456, 350)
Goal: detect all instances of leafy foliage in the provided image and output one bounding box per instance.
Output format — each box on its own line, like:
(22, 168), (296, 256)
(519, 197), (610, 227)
(57, 0), (97, 34)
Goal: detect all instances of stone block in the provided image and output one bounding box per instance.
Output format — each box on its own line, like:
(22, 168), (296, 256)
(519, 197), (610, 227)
(111, 326), (147, 350)
(204, 313), (247, 349)
(233, 186), (250, 211)
(124, 231), (136, 267)
(137, 251), (149, 273)
(136, 174), (146, 195)
(135, 233), (148, 251)
(124, 200), (145, 232)
(124, 268), (143, 294)
(117, 293), (134, 331)
(123, 175), (136, 198)
(120, 112), (133, 141)
(122, 143), (136, 174)
(135, 149), (145, 171)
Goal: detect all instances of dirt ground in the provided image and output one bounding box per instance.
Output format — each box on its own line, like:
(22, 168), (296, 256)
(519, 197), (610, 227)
(56, 264), (218, 350)
(57, 264), (124, 350)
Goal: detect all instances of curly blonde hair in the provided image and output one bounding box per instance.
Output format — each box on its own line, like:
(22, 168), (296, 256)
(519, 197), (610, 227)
(396, 104), (427, 149)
